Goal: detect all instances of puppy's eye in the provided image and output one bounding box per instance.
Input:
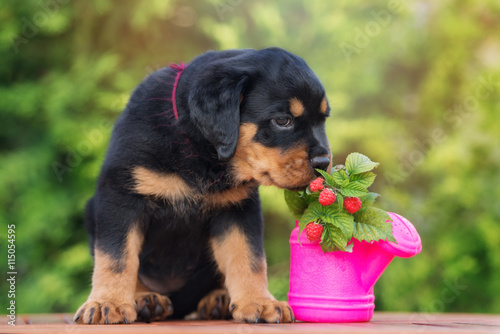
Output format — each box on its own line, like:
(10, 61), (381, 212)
(273, 116), (293, 128)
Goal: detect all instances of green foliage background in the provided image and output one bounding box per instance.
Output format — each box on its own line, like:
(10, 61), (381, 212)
(1, 0), (500, 314)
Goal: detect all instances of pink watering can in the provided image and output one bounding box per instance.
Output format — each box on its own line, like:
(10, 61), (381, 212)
(288, 212), (422, 322)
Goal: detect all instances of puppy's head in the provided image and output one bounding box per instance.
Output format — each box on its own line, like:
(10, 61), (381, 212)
(188, 47), (330, 190)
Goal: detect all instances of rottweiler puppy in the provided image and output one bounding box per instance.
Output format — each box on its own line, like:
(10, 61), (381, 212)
(74, 47), (331, 324)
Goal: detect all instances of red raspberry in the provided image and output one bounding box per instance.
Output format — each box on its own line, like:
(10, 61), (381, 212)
(319, 189), (336, 206)
(309, 177), (324, 192)
(306, 222), (324, 242)
(344, 197), (362, 214)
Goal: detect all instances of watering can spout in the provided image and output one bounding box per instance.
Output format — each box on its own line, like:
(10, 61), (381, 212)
(361, 212), (422, 290)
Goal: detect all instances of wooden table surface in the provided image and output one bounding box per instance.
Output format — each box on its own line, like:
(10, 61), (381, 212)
(2, 312), (500, 333)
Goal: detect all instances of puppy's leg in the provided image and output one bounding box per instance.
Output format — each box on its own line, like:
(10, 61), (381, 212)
(210, 196), (294, 323)
(74, 193), (145, 325)
(135, 280), (174, 322)
(74, 226), (142, 324)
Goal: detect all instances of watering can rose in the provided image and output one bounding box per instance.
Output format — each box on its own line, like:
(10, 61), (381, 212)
(284, 152), (397, 253)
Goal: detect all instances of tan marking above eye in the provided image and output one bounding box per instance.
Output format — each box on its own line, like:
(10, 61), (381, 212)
(320, 97), (328, 114)
(289, 97), (305, 117)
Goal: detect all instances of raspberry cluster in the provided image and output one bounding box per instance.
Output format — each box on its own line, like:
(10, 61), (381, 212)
(286, 153), (393, 252)
(305, 177), (362, 242)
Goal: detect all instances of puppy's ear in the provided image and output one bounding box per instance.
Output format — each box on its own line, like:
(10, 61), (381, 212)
(188, 67), (248, 161)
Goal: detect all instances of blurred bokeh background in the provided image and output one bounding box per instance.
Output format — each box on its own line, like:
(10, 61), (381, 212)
(1, 0), (500, 315)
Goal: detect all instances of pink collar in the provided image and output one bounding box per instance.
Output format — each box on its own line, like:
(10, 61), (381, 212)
(169, 63), (187, 121)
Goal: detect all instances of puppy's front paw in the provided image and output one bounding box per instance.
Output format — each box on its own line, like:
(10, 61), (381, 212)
(197, 289), (231, 320)
(73, 300), (137, 324)
(135, 292), (173, 322)
(230, 297), (294, 323)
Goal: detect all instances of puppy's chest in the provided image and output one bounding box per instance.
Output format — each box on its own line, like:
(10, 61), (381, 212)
(132, 166), (258, 212)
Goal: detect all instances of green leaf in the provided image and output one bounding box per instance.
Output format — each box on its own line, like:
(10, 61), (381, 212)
(341, 178), (350, 187)
(320, 223), (347, 252)
(322, 211), (354, 240)
(332, 169), (348, 186)
(315, 169), (339, 188)
(353, 207), (396, 243)
(340, 182), (368, 197)
(298, 201), (323, 242)
(358, 192), (380, 207)
(284, 190), (307, 219)
(305, 193), (320, 205)
(349, 172), (376, 189)
(336, 193), (344, 211)
(345, 153), (380, 175)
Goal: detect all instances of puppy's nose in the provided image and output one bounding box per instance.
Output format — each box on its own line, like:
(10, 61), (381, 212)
(311, 156), (330, 172)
